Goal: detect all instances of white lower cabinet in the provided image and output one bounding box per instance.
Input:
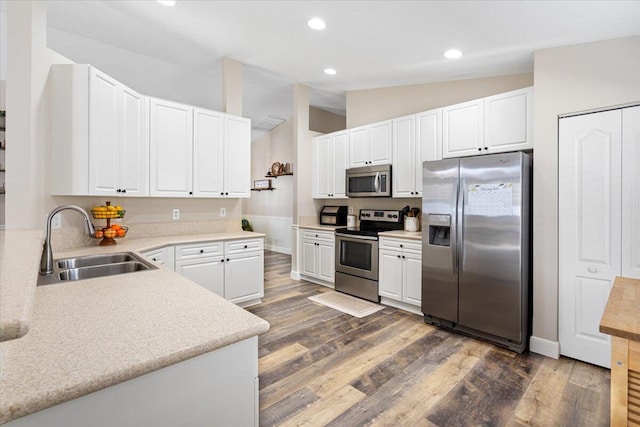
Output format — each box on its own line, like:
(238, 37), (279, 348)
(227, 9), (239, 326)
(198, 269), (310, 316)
(299, 229), (335, 284)
(140, 246), (175, 271)
(141, 237), (264, 306)
(378, 237), (422, 311)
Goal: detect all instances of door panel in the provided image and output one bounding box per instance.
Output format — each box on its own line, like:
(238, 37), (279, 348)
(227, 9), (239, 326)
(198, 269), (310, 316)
(379, 250), (402, 300)
(404, 252), (422, 306)
(458, 152), (525, 342)
(369, 121), (392, 165)
(422, 158), (459, 322)
(225, 252), (264, 303)
(224, 116), (251, 197)
(314, 135), (331, 198)
(333, 132), (348, 198)
(302, 240), (317, 277)
(193, 109), (224, 197)
(622, 106), (640, 278)
(89, 70), (119, 195)
(318, 242), (335, 283)
(442, 100), (483, 158)
(120, 87), (147, 196)
(392, 116), (415, 197)
(175, 257), (224, 297)
(349, 126), (369, 167)
(559, 109), (622, 368)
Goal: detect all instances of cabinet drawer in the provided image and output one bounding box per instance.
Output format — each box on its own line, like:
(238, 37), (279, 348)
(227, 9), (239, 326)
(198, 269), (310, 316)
(302, 230), (335, 243)
(379, 237), (421, 252)
(175, 242), (223, 260)
(225, 238), (263, 254)
(142, 248), (164, 263)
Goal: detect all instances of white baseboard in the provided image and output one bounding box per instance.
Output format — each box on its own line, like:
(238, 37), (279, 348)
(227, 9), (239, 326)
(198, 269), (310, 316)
(529, 336), (560, 359)
(265, 244), (291, 255)
(299, 275), (335, 289)
(290, 271), (301, 280)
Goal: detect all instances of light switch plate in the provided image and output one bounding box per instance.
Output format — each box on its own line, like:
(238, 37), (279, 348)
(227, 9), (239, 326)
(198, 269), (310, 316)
(220, 208), (226, 218)
(348, 206), (354, 215)
(172, 209), (180, 220)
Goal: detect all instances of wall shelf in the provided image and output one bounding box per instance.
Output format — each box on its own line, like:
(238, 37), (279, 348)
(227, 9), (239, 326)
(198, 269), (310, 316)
(265, 173), (293, 179)
(251, 188), (276, 192)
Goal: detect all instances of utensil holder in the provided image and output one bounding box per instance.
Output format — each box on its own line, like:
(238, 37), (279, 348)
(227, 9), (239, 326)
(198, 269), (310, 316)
(404, 216), (419, 232)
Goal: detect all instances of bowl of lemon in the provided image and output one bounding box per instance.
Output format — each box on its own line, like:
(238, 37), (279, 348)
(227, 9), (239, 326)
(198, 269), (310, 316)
(91, 204), (125, 219)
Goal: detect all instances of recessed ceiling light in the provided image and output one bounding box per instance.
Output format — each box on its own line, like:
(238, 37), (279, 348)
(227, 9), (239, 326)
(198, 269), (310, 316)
(444, 49), (463, 59)
(324, 68), (337, 75)
(307, 18), (326, 30)
(157, 0), (176, 6)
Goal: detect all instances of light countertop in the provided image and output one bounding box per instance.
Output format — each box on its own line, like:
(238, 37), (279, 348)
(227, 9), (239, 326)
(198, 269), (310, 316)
(378, 230), (422, 240)
(600, 276), (640, 342)
(0, 230), (269, 424)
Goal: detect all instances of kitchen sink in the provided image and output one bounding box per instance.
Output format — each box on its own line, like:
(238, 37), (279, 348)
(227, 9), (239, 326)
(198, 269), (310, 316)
(57, 253), (139, 269)
(38, 252), (157, 286)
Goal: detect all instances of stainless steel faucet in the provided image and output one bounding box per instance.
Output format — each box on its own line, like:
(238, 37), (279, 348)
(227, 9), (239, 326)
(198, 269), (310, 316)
(40, 205), (96, 275)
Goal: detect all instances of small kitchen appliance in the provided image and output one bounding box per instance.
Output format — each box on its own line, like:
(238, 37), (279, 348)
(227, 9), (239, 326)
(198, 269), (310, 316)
(319, 206), (348, 226)
(335, 209), (404, 302)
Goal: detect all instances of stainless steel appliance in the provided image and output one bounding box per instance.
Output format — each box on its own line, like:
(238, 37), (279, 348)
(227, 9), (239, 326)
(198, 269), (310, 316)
(346, 164), (391, 197)
(319, 206), (348, 226)
(335, 209), (404, 302)
(422, 152), (531, 352)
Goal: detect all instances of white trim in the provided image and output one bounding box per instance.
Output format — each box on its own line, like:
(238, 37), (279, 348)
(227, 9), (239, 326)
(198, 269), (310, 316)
(529, 336), (560, 359)
(380, 297), (422, 316)
(265, 244), (291, 255)
(290, 271), (301, 280)
(300, 274), (335, 289)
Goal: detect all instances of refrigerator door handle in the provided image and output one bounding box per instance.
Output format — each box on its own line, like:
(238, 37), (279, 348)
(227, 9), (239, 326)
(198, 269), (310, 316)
(456, 177), (464, 272)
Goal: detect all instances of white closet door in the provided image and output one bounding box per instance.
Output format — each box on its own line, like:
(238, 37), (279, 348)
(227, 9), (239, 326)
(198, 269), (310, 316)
(622, 106), (640, 278)
(558, 109), (622, 368)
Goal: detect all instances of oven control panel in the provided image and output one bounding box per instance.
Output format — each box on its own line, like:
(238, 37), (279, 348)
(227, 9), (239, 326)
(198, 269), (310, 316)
(359, 209), (403, 223)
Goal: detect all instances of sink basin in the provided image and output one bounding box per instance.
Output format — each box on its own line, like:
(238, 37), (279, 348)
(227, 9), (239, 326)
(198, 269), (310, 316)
(58, 262), (151, 281)
(57, 253), (138, 269)
(38, 252), (157, 286)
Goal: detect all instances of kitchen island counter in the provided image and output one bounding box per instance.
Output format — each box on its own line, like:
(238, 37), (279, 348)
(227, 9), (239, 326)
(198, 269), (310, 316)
(0, 231), (269, 424)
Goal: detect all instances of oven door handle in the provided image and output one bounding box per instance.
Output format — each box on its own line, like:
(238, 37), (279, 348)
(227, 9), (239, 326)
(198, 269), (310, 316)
(335, 233), (379, 242)
(374, 172), (380, 193)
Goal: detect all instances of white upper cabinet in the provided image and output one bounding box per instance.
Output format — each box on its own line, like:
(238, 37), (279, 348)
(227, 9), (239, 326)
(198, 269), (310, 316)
(50, 65), (148, 196)
(313, 131), (347, 199)
(443, 87), (533, 158)
(223, 115), (251, 198)
(193, 108), (224, 197)
(149, 98), (194, 197)
(416, 108), (442, 163)
(150, 104), (251, 198)
(392, 115), (419, 197)
(442, 99), (484, 158)
(348, 121), (392, 168)
(484, 87), (533, 153)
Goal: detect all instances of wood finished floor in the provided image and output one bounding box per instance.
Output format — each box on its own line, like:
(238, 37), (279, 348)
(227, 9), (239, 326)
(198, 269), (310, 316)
(248, 251), (610, 427)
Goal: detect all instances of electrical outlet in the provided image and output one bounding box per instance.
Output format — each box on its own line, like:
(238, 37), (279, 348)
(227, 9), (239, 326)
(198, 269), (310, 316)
(172, 209), (180, 220)
(220, 208), (226, 218)
(348, 206), (354, 215)
(51, 213), (62, 229)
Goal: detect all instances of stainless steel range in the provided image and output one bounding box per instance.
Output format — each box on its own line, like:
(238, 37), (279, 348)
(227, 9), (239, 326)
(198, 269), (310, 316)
(335, 209), (404, 302)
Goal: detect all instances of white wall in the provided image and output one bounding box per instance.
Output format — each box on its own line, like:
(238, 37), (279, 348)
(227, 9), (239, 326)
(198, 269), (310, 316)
(531, 35), (640, 356)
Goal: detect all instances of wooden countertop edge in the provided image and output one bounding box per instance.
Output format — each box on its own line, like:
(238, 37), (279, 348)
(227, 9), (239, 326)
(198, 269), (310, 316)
(599, 276), (640, 342)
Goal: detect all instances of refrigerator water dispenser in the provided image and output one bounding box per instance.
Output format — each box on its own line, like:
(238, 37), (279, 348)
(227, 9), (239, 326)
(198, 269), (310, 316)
(428, 214), (451, 246)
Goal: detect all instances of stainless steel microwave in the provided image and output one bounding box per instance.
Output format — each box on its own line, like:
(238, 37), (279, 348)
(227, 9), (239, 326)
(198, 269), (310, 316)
(346, 164), (391, 197)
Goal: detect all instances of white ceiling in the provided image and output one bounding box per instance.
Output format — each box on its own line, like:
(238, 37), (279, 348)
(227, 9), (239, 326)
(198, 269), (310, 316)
(46, 0), (640, 138)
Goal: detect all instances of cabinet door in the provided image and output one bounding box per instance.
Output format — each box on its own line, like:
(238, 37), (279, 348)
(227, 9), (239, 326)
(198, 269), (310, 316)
(403, 251), (422, 306)
(175, 257), (225, 297)
(369, 120), (393, 165)
(622, 106), (640, 278)
(559, 109), (622, 368)
(89, 69), (120, 196)
(379, 249), (402, 300)
(301, 239), (318, 277)
(313, 135), (331, 198)
(149, 98), (193, 197)
(120, 86), (148, 196)
(225, 251), (264, 304)
(193, 108), (224, 197)
(349, 126), (370, 167)
(442, 99), (484, 158)
(317, 241), (335, 283)
(484, 87), (532, 153)
(332, 131), (348, 198)
(392, 115), (416, 197)
(224, 115), (251, 198)
(417, 108), (442, 163)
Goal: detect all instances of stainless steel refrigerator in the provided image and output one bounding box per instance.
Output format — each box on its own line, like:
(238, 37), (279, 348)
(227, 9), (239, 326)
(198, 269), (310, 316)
(421, 152), (531, 352)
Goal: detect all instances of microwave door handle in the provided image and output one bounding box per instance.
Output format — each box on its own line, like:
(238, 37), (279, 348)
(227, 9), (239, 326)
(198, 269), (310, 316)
(374, 172), (380, 192)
